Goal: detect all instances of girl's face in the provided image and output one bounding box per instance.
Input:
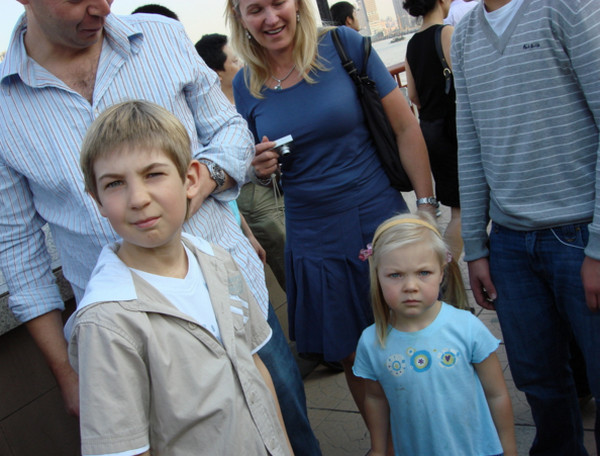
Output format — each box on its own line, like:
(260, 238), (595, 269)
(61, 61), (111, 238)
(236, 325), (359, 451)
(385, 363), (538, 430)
(377, 241), (444, 331)
(237, 0), (298, 56)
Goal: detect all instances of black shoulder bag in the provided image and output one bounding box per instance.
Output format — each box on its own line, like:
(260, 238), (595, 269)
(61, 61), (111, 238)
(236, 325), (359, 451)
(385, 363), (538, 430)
(331, 28), (413, 192)
(435, 25), (453, 95)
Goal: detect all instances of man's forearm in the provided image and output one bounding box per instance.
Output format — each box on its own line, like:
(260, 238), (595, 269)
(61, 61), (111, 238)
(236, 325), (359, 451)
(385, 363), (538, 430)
(25, 310), (79, 415)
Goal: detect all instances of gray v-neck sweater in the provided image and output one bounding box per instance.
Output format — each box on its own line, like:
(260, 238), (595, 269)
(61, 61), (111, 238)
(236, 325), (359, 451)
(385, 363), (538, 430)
(451, 0), (600, 261)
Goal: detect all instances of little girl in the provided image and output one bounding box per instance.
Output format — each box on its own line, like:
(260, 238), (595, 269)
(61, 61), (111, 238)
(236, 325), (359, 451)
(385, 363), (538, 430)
(354, 212), (517, 456)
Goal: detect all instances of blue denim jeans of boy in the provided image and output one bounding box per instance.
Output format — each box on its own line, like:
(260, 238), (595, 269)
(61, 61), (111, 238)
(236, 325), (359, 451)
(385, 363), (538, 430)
(258, 303), (322, 456)
(489, 223), (600, 455)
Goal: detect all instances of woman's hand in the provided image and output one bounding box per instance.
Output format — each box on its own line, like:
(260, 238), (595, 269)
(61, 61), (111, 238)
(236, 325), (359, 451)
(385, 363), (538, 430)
(252, 136), (279, 180)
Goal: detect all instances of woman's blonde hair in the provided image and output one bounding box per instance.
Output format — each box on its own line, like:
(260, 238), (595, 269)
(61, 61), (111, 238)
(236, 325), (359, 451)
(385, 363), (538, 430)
(225, 0), (330, 98)
(369, 212), (468, 347)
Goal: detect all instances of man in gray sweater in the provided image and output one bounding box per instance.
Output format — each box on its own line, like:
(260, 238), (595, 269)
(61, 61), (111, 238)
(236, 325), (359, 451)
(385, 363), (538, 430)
(451, 0), (600, 454)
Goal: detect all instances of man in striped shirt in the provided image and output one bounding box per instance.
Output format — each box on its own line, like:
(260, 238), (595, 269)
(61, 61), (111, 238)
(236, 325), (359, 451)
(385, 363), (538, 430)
(451, 0), (600, 453)
(0, 1), (320, 453)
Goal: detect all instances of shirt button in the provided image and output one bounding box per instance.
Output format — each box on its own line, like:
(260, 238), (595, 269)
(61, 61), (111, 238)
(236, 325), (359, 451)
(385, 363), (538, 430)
(187, 322), (196, 330)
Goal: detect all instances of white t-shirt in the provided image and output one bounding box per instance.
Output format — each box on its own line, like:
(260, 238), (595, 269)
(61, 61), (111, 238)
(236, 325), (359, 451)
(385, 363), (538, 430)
(484, 0), (525, 35)
(131, 245), (221, 342)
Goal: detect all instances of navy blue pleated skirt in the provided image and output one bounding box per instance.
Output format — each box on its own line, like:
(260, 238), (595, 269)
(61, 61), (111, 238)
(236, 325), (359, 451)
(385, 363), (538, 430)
(285, 186), (407, 361)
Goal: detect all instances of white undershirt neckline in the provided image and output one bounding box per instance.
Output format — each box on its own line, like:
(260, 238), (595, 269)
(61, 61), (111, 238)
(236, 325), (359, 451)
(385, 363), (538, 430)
(131, 245), (221, 342)
(483, 0), (525, 36)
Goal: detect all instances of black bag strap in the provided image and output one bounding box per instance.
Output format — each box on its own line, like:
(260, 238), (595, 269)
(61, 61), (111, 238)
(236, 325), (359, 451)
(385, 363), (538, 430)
(331, 28), (361, 87)
(361, 35), (372, 77)
(434, 25), (453, 95)
(331, 28), (373, 86)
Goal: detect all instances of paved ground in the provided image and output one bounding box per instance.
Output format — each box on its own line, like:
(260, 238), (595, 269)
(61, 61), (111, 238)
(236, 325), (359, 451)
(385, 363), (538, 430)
(268, 197), (597, 455)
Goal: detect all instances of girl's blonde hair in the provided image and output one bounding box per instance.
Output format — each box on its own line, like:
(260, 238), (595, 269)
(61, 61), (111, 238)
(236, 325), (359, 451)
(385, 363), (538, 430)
(225, 0), (330, 99)
(369, 212), (468, 347)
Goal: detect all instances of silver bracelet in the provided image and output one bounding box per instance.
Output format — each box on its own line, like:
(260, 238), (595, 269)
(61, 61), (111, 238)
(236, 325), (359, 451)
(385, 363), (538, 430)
(253, 171), (273, 186)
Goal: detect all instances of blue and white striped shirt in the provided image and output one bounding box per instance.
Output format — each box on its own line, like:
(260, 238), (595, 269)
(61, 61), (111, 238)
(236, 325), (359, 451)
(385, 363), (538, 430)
(0, 13), (267, 322)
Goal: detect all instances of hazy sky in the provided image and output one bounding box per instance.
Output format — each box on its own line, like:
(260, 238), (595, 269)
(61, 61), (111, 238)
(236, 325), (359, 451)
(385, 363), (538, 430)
(1, 0), (396, 53)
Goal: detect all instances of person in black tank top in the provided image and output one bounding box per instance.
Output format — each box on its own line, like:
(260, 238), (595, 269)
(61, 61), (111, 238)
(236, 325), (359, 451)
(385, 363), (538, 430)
(403, 0), (463, 262)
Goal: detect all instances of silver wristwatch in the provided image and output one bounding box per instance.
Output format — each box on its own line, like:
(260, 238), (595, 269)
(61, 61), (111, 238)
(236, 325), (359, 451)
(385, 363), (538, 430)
(198, 159), (226, 191)
(416, 196), (439, 207)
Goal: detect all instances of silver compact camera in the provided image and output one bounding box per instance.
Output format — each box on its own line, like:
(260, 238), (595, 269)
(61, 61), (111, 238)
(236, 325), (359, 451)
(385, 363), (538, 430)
(272, 134), (293, 157)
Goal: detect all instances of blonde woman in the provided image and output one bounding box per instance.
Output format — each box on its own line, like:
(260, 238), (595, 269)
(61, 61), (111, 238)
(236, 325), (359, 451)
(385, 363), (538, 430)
(226, 0), (434, 419)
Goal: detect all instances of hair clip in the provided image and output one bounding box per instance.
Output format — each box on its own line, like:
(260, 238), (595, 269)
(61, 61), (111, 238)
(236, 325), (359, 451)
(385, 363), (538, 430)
(359, 243), (373, 262)
(446, 251), (453, 264)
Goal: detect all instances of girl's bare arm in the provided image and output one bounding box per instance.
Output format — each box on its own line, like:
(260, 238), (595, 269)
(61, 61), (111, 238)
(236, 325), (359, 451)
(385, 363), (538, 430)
(474, 352), (517, 456)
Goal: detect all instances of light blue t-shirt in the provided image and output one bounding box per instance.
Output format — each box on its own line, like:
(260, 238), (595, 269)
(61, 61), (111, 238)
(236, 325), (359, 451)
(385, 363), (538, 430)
(353, 303), (503, 455)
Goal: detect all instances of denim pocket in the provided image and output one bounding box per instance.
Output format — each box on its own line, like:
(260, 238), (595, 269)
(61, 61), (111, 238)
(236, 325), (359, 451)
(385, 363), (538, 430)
(550, 224), (589, 250)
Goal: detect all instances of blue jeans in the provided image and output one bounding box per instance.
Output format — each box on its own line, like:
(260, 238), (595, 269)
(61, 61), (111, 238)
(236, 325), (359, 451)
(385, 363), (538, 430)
(258, 303), (322, 455)
(489, 223), (600, 455)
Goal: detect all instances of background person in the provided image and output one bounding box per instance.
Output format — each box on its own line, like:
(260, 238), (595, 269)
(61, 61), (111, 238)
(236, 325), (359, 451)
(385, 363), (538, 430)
(196, 33), (287, 290)
(403, 0), (463, 261)
(452, 0), (600, 452)
(131, 3), (179, 20)
(226, 0), (435, 422)
(330, 1), (361, 31)
(443, 0), (478, 26)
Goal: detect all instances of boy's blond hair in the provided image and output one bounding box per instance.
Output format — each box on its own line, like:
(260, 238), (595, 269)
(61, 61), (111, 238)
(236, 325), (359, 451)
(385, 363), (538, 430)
(80, 100), (192, 202)
(369, 212), (468, 347)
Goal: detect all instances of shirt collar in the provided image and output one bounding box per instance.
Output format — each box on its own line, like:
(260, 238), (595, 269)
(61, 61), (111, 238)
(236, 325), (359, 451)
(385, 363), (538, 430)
(64, 233), (214, 339)
(0, 13), (143, 89)
(78, 232), (215, 308)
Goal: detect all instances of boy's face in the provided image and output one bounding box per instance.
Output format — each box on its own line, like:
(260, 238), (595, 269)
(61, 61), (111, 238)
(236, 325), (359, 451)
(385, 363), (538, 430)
(93, 146), (200, 255)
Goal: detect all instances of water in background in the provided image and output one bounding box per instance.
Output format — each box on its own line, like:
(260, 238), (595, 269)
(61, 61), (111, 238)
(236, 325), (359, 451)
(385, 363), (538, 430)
(373, 33), (414, 85)
(373, 34), (414, 66)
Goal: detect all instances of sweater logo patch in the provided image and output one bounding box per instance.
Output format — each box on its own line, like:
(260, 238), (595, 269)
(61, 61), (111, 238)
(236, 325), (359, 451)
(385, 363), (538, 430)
(523, 42), (541, 50)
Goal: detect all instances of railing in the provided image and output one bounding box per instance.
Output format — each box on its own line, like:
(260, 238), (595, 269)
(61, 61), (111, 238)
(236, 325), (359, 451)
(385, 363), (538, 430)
(388, 62), (418, 115)
(388, 62), (408, 88)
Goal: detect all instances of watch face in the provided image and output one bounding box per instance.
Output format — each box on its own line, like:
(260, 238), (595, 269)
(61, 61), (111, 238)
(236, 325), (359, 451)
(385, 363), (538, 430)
(211, 163), (225, 187)
(200, 160), (225, 188)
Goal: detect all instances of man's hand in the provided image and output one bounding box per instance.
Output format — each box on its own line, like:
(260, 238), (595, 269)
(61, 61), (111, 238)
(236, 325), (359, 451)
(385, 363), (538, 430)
(467, 257), (497, 310)
(25, 310), (80, 416)
(581, 256), (600, 312)
(57, 363), (80, 416)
